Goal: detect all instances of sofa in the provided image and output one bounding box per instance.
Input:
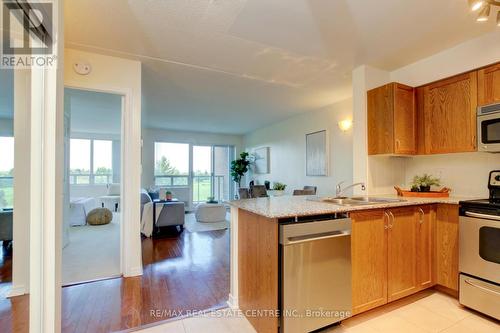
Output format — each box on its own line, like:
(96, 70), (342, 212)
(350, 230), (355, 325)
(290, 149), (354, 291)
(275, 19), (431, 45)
(0, 210), (13, 246)
(140, 190), (185, 235)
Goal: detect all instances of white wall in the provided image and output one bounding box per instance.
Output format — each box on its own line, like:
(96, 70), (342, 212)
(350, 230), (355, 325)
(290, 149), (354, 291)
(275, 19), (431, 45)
(64, 48), (143, 277)
(11, 69), (31, 297)
(141, 127), (243, 188)
(352, 66), (392, 195)
(243, 98), (353, 197)
(353, 30), (500, 198)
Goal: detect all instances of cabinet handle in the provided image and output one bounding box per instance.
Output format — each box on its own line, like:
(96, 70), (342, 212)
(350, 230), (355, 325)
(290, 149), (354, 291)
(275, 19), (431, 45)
(384, 211), (390, 230)
(388, 211), (395, 229)
(395, 139), (400, 151)
(418, 208), (424, 224)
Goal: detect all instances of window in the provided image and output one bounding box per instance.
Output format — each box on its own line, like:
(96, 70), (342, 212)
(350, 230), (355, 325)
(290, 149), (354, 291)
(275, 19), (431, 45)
(93, 140), (113, 184)
(154, 142), (189, 186)
(70, 138), (113, 185)
(0, 137), (14, 209)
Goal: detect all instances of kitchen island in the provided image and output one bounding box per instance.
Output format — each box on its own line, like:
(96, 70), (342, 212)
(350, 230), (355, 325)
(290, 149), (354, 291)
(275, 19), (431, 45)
(228, 195), (467, 333)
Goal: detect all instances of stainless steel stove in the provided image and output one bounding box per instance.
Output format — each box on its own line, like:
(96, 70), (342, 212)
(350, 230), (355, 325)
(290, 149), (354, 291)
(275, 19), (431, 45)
(458, 170), (500, 320)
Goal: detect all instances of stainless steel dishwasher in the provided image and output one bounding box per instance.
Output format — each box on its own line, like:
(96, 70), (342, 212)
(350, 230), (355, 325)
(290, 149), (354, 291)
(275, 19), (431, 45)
(280, 217), (352, 333)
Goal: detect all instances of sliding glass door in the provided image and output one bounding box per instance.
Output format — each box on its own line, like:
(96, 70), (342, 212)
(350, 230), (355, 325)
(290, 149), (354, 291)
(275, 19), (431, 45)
(192, 146), (212, 203)
(192, 145), (234, 203)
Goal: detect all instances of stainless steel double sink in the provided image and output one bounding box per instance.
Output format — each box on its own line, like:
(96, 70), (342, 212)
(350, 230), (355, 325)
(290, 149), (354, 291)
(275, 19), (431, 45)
(308, 196), (406, 206)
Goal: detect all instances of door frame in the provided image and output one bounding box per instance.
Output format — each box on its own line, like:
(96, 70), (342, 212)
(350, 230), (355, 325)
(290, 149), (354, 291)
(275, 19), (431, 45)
(63, 86), (125, 277)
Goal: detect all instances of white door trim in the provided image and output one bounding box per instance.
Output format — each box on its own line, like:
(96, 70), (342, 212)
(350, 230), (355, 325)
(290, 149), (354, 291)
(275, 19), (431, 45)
(63, 84), (142, 277)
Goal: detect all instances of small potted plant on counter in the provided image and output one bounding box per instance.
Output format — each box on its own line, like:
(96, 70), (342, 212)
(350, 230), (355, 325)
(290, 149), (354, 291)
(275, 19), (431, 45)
(271, 182), (287, 196)
(411, 174), (441, 192)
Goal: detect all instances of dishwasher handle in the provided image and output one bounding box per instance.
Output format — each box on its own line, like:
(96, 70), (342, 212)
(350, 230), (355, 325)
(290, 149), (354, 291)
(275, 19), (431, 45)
(284, 230), (350, 245)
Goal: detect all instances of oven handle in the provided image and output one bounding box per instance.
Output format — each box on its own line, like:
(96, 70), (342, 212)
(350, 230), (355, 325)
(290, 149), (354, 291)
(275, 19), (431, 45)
(464, 279), (500, 296)
(465, 211), (500, 221)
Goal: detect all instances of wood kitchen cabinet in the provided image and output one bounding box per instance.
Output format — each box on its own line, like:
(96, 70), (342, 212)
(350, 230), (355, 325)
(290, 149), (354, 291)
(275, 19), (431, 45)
(352, 205), (436, 314)
(436, 204), (459, 293)
(387, 207), (418, 302)
(478, 62), (500, 106)
(416, 205), (436, 290)
(368, 83), (416, 155)
(420, 72), (477, 154)
(351, 209), (388, 314)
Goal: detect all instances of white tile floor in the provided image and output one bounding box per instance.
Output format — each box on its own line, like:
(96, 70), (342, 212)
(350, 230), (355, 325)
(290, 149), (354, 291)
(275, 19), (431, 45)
(135, 291), (499, 333)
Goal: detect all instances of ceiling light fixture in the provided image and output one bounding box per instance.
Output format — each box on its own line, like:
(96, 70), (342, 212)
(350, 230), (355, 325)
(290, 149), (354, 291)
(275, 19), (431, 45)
(469, 0), (485, 11)
(468, 0), (500, 23)
(477, 4), (491, 21)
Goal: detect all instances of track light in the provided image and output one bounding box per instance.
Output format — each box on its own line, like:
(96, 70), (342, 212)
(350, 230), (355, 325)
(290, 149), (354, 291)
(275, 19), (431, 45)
(477, 4), (491, 21)
(469, 0), (485, 11)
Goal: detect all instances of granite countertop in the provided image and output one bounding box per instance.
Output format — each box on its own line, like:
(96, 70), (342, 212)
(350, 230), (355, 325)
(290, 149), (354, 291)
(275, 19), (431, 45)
(228, 194), (474, 219)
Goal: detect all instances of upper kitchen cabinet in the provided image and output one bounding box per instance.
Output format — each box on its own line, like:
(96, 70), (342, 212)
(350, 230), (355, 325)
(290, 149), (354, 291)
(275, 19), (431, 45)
(368, 83), (416, 155)
(421, 71), (477, 154)
(478, 63), (500, 106)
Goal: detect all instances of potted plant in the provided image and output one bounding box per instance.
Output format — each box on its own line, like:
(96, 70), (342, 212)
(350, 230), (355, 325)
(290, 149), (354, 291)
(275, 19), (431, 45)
(411, 174), (441, 192)
(271, 182), (287, 196)
(231, 152), (251, 188)
(165, 191), (173, 201)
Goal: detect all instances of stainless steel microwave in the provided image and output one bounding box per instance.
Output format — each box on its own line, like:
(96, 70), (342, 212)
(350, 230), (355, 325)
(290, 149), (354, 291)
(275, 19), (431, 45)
(478, 103), (500, 152)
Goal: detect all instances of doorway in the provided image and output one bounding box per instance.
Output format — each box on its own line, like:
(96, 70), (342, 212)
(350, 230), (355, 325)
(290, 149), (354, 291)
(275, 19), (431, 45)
(62, 88), (123, 285)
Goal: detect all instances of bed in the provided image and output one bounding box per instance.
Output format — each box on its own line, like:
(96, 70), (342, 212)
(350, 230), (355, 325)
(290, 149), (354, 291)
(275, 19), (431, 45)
(69, 197), (97, 226)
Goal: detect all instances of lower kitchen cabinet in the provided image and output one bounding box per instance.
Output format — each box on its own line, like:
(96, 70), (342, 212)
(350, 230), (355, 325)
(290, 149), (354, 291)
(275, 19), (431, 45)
(436, 204), (459, 292)
(351, 205), (437, 314)
(417, 205), (436, 290)
(351, 209), (388, 315)
(387, 207), (418, 302)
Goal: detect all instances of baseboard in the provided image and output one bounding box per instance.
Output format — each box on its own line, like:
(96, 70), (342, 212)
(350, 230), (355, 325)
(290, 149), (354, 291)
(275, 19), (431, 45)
(227, 293), (239, 309)
(433, 285), (458, 299)
(124, 266), (143, 277)
(8, 284), (27, 298)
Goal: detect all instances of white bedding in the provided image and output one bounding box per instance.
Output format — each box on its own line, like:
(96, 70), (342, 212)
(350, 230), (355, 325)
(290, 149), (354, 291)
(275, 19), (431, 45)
(140, 202), (163, 237)
(69, 197), (97, 226)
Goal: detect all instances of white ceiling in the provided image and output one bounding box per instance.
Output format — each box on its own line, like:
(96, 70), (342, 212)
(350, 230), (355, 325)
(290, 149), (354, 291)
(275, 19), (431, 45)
(66, 88), (122, 135)
(65, 0), (497, 134)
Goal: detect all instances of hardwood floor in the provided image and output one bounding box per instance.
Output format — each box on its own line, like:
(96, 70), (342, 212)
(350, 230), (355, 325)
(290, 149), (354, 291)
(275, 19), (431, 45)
(0, 229), (229, 333)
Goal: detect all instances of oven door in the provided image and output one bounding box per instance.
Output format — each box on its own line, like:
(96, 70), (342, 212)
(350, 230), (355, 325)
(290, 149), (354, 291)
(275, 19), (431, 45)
(478, 112), (500, 152)
(459, 213), (500, 284)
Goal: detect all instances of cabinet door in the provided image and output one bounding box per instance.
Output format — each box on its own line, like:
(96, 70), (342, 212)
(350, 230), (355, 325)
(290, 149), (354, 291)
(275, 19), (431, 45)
(387, 207), (418, 302)
(478, 63), (500, 106)
(436, 204), (459, 292)
(423, 72), (477, 154)
(394, 83), (416, 154)
(368, 84), (394, 155)
(351, 210), (388, 314)
(416, 205), (436, 290)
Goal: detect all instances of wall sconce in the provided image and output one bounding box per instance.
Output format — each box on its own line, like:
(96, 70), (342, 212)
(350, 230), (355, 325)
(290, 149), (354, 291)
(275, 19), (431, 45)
(338, 119), (353, 131)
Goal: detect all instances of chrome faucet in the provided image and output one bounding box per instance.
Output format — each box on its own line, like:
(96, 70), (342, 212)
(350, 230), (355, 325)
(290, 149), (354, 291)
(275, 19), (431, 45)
(335, 181), (366, 198)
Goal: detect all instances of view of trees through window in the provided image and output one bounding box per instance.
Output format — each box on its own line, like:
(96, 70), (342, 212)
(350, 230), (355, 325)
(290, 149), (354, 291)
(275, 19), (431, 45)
(0, 137), (14, 209)
(70, 138), (113, 185)
(154, 142), (189, 186)
(154, 142), (232, 202)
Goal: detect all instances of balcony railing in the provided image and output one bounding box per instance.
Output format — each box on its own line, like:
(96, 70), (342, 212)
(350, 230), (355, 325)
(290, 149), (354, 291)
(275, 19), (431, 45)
(69, 173), (113, 185)
(154, 175), (228, 203)
(0, 176), (13, 210)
